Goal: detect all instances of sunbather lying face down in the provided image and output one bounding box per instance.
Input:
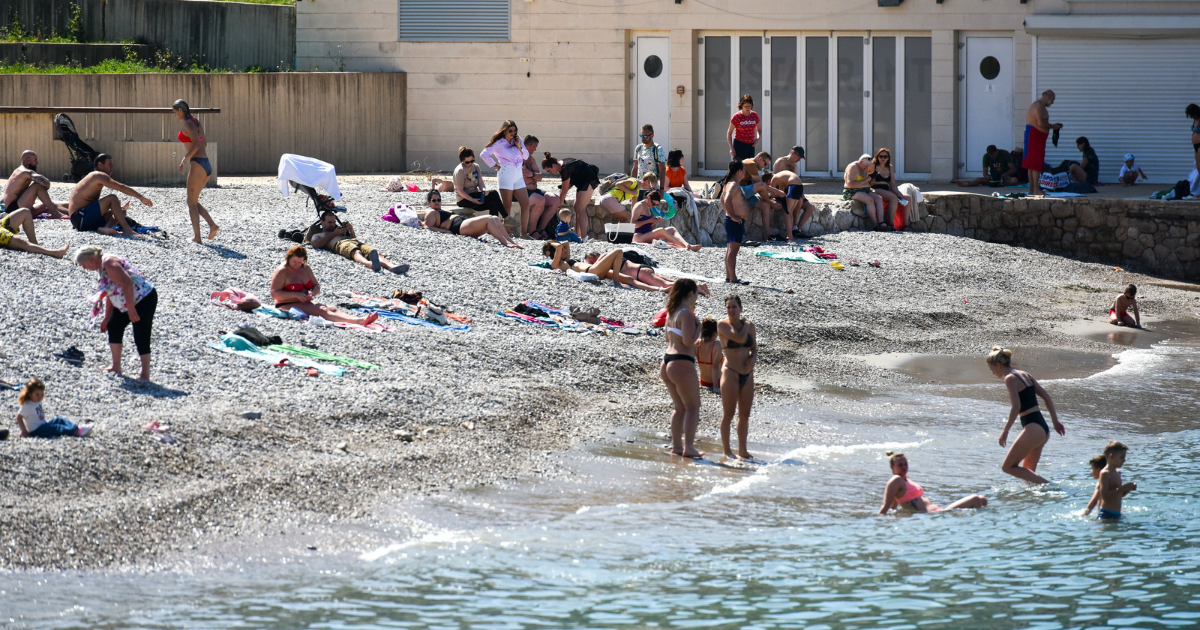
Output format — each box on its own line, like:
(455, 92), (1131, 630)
(269, 245), (379, 327)
(422, 192), (523, 249)
(583, 250), (711, 296)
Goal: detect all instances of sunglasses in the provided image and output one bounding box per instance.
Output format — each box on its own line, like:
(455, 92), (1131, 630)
(464, 159), (474, 164)
(430, 197), (442, 203)
(506, 128), (517, 134)
(641, 134), (652, 138)
(879, 155), (890, 159)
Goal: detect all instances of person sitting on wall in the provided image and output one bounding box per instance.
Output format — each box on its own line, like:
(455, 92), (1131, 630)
(309, 211), (409, 274)
(738, 151), (785, 242)
(768, 169), (815, 241)
(67, 154), (150, 237)
(3, 150), (69, 219)
(956, 145), (1019, 187)
(772, 146), (805, 175)
(629, 190), (702, 251)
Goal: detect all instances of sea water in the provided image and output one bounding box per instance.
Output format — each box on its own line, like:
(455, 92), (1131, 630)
(5, 332), (1200, 629)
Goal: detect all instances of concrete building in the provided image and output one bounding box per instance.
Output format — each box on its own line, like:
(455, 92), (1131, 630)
(297, 0), (1200, 183)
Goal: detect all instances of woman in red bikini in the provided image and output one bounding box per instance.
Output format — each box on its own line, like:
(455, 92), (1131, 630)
(878, 451), (988, 515)
(270, 245), (379, 326)
(173, 99), (219, 243)
(695, 317), (722, 394)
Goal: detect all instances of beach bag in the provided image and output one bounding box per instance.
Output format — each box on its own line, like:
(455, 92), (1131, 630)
(1038, 172), (1070, 191)
(596, 173), (629, 196)
(622, 249), (656, 268)
(605, 222), (635, 244)
(651, 308), (668, 328)
(382, 177), (406, 192)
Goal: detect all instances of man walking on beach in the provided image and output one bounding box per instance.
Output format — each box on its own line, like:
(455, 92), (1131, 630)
(1024, 90), (1063, 196)
(68, 154), (151, 236)
(3, 150), (69, 219)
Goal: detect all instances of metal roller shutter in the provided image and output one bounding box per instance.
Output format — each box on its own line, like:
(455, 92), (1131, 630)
(399, 0), (510, 42)
(1036, 37), (1200, 184)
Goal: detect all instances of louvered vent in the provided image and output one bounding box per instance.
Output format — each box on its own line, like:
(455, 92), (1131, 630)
(399, 0), (511, 42)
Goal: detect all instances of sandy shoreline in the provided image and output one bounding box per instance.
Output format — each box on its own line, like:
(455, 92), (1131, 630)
(1, 179), (1198, 573)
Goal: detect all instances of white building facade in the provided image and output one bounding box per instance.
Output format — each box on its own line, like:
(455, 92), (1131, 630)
(297, 0), (1200, 183)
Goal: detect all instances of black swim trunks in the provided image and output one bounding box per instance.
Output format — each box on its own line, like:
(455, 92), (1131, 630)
(785, 184), (804, 200)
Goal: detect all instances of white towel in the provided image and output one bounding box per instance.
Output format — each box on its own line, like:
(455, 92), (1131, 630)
(277, 154), (342, 200)
(566, 270), (600, 282)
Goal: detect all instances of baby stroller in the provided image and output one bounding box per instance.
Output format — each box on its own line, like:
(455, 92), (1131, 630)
(53, 113), (100, 182)
(276, 153), (347, 243)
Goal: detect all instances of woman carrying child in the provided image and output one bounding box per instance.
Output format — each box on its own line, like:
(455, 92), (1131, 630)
(15, 378), (91, 438)
(986, 346), (1065, 484)
(629, 188), (702, 251)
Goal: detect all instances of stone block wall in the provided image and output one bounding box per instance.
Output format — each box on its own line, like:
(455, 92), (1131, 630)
(910, 195), (1200, 281)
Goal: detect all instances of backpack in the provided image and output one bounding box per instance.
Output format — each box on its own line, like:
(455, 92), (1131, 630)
(597, 172), (629, 196)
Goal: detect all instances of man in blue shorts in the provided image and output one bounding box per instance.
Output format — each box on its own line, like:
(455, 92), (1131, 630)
(721, 160), (752, 284)
(68, 154), (152, 236)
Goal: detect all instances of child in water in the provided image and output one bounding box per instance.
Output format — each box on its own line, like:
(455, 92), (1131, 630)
(1096, 441), (1137, 520)
(1109, 284), (1140, 328)
(1079, 454), (1107, 516)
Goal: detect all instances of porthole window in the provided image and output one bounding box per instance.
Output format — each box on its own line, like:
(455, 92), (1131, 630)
(979, 56), (1000, 80)
(644, 55), (663, 78)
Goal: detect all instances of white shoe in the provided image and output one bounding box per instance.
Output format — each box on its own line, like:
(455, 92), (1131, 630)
(77, 424), (92, 437)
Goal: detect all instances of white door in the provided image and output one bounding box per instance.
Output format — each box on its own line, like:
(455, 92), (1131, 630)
(635, 37), (670, 166)
(1037, 37), (1200, 184)
(963, 37), (1013, 177)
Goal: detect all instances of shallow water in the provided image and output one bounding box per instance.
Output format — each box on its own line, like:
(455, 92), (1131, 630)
(5, 333), (1200, 629)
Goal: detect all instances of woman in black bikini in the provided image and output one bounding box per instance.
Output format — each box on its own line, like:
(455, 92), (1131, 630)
(870, 148), (909, 229)
(580, 249), (710, 295)
(543, 241), (664, 291)
(986, 346), (1065, 484)
(422, 191), (523, 248)
(718, 295), (757, 460)
(269, 245), (379, 326)
(661, 279), (703, 458)
(172, 99), (219, 243)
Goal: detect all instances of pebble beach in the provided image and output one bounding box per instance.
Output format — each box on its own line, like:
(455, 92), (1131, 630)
(1, 177), (1198, 572)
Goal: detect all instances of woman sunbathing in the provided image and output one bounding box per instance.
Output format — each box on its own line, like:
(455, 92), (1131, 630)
(270, 245), (379, 326)
(629, 191), (702, 251)
(543, 241), (665, 292)
(582, 249), (711, 296)
(422, 191), (522, 248)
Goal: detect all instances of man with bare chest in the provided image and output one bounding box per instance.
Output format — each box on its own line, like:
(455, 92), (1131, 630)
(3, 151), (69, 219)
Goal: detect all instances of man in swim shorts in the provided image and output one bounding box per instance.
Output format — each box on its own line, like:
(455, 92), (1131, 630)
(1024, 90), (1063, 196)
(0, 207), (70, 259)
(721, 160), (752, 284)
(769, 170), (814, 241)
(67, 154), (151, 236)
(310, 211), (409, 274)
(772, 146), (804, 175)
(3, 150), (69, 219)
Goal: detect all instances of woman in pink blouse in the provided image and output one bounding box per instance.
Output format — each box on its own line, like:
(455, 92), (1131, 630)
(479, 120), (532, 237)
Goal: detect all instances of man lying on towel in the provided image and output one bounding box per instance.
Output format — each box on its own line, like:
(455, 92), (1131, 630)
(310, 211), (409, 274)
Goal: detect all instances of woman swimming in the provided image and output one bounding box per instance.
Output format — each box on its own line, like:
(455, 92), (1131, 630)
(987, 346), (1065, 484)
(718, 294), (756, 460)
(661, 279), (703, 458)
(878, 451), (988, 514)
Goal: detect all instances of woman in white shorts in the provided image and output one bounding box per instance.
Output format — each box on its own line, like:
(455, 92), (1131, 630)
(480, 120), (532, 236)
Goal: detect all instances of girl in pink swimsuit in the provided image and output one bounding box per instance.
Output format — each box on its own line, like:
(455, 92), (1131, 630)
(878, 451), (988, 515)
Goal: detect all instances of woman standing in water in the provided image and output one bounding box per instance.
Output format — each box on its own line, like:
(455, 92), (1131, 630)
(172, 99), (219, 243)
(987, 346), (1064, 484)
(878, 451), (988, 514)
(661, 279), (703, 459)
(718, 295), (756, 460)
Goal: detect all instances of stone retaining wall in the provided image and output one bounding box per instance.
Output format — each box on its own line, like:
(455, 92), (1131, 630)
(568, 192), (1199, 281)
(0, 43), (148, 67)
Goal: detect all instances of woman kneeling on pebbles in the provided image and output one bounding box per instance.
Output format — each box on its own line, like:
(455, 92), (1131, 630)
(74, 246), (158, 382)
(270, 245), (379, 327)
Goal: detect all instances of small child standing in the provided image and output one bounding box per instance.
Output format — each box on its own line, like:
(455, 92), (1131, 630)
(1109, 284), (1140, 328)
(1096, 441), (1136, 520)
(1118, 154), (1148, 186)
(555, 207), (583, 243)
(1080, 454), (1107, 516)
(16, 378), (91, 438)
